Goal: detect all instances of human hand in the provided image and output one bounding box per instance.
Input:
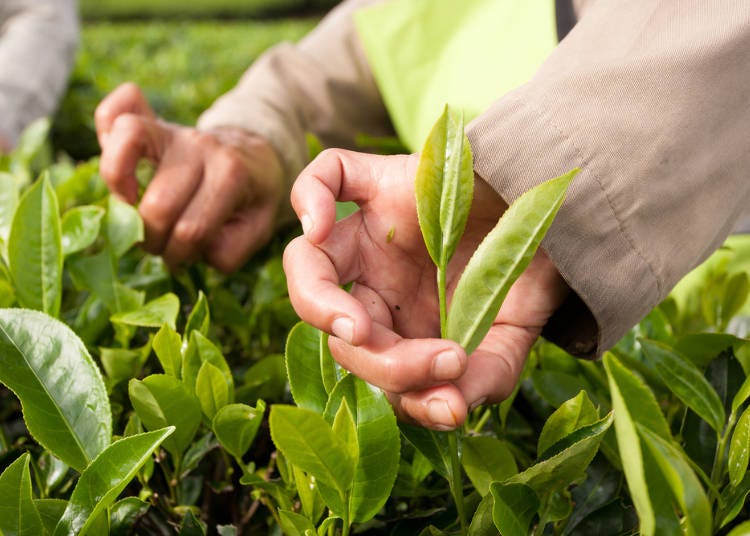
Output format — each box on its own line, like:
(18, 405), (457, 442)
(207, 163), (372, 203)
(95, 82), (285, 272)
(284, 149), (570, 429)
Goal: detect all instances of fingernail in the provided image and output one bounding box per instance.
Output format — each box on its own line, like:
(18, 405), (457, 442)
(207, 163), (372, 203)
(300, 213), (313, 235)
(432, 350), (463, 381)
(469, 397), (488, 412)
(331, 317), (354, 344)
(427, 399), (458, 429)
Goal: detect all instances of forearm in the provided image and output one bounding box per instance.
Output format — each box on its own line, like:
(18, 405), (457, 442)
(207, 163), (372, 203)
(468, 0), (750, 356)
(0, 0), (79, 146)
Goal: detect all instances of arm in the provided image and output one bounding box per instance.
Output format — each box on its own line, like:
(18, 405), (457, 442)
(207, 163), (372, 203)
(467, 0), (750, 357)
(0, 0), (79, 148)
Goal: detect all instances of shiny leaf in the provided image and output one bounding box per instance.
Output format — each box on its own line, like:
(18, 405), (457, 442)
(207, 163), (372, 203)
(447, 169), (577, 354)
(106, 195), (143, 258)
(462, 436), (517, 496)
(278, 509), (316, 536)
(182, 331), (232, 395)
(490, 482), (539, 536)
(60, 205), (104, 257)
(538, 391), (598, 457)
(729, 405), (750, 486)
(0, 309), (111, 470)
(184, 291), (210, 338)
(35, 499), (67, 534)
(400, 424), (451, 479)
(195, 361), (232, 419)
(110, 293), (180, 329)
(212, 402), (265, 459)
(153, 324), (182, 378)
(0, 453), (43, 536)
(285, 322), (328, 414)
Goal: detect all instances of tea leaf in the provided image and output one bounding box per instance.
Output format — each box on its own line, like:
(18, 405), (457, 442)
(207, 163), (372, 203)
(153, 324), (183, 378)
(462, 436), (517, 496)
(467, 493), (495, 536)
(212, 402), (265, 460)
(129, 374), (201, 459)
(61, 205), (104, 257)
(182, 331), (233, 396)
(35, 499), (67, 534)
(286, 322), (329, 414)
(323, 374), (400, 522)
(400, 424), (451, 479)
(8, 174), (63, 316)
(642, 339), (725, 434)
(332, 399), (359, 463)
(278, 509), (316, 536)
(0, 309), (111, 471)
(728, 521), (750, 536)
(68, 250), (144, 314)
(447, 169), (576, 354)
(537, 391), (598, 457)
(0, 453), (43, 536)
(731, 373), (750, 417)
(196, 361), (232, 419)
(110, 292), (180, 329)
(729, 405), (750, 486)
(54, 428), (173, 536)
(269, 405), (355, 517)
(638, 426), (711, 536)
(490, 482), (539, 536)
(106, 195), (143, 258)
(0, 172), (18, 244)
(185, 290), (210, 338)
(415, 105), (474, 268)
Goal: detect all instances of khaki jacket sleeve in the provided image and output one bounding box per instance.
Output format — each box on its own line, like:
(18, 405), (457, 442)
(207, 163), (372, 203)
(467, 1), (750, 357)
(197, 0), (393, 190)
(0, 0), (79, 146)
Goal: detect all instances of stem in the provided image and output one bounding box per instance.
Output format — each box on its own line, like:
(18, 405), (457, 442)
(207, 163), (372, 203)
(342, 506), (351, 536)
(532, 495), (552, 536)
(472, 407), (492, 434)
(448, 430), (468, 534)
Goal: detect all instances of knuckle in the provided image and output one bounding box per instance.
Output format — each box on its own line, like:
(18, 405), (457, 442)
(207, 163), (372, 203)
(173, 220), (208, 245)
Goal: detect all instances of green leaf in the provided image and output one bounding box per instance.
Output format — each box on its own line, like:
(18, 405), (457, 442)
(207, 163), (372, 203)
(110, 292), (180, 329)
(184, 291), (210, 338)
(400, 424), (451, 479)
(178, 509), (205, 535)
(128, 375), (201, 459)
(182, 331), (232, 395)
(239, 354), (286, 403)
(285, 322), (328, 414)
(110, 497), (149, 536)
(106, 195), (143, 258)
(8, 174), (63, 316)
(415, 105), (474, 268)
(731, 373), (750, 418)
(293, 466), (326, 524)
(0, 172), (18, 245)
(490, 482), (539, 536)
(54, 428), (173, 536)
(35, 499), (67, 534)
(447, 169), (577, 354)
(462, 436), (517, 496)
(153, 324), (182, 378)
(603, 353), (655, 536)
(61, 205), (104, 257)
(729, 405), (750, 486)
(278, 509), (317, 536)
(468, 492), (495, 536)
(0, 309), (111, 471)
(100, 339), (151, 387)
(728, 521), (750, 536)
(332, 398), (359, 463)
(0, 454), (43, 536)
(537, 391), (598, 457)
(212, 402), (265, 459)
(642, 339), (725, 433)
(269, 405), (356, 517)
(323, 375), (401, 522)
(196, 361), (232, 419)
(638, 426), (711, 536)
(12, 117), (51, 176)
(719, 472), (750, 528)
(320, 332), (344, 395)
(68, 250), (144, 314)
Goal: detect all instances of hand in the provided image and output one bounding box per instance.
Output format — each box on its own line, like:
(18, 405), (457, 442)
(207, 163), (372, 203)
(95, 82), (286, 272)
(284, 149), (570, 429)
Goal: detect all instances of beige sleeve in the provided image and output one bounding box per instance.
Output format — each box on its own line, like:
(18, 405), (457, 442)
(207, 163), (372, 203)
(197, 0), (393, 189)
(467, 0), (750, 357)
(0, 0), (79, 146)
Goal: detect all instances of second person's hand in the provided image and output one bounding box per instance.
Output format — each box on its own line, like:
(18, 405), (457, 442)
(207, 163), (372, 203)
(95, 82), (286, 272)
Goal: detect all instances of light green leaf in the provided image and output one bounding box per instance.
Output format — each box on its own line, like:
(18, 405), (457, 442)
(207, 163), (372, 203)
(54, 428), (173, 536)
(285, 322), (329, 414)
(128, 374), (201, 459)
(8, 174), (63, 316)
(212, 402), (265, 460)
(153, 324), (182, 378)
(269, 405), (356, 517)
(638, 426), (711, 536)
(184, 291), (210, 338)
(100, 338), (151, 387)
(462, 436), (517, 496)
(538, 390), (598, 457)
(196, 361), (232, 419)
(320, 332), (345, 395)
(490, 482), (539, 536)
(732, 374), (750, 418)
(61, 205), (104, 257)
(729, 405), (750, 486)
(0, 309), (111, 471)
(642, 339), (725, 433)
(316, 516), (341, 536)
(415, 105), (474, 268)
(728, 521), (750, 536)
(106, 195), (143, 258)
(12, 117), (51, 176)
(604, 353), (655, 536)
(35, 499), (67, 534)
(293, 466), (325, 524)
(0, 453), (43, 536)
(447, 169), (577, 354)
(0, 172), (18, 244)
(719, 472), (750, 528)
(332, 398), (359, 464)
(278, 509), (316, 536)
(182, 331), (232, 395)
(68, 250), (144, 314)
(110, 292), (180, 329)
(323, 375), (400, 522)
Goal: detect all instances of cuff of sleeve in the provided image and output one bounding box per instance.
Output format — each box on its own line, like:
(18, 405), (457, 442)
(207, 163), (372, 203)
(467, 92), (661, 358)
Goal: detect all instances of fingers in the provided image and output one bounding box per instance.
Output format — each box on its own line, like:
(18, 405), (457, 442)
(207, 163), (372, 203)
(203, 204), (276, 273)
(389, 386), (468, 431)
(95, 82), (155, 140)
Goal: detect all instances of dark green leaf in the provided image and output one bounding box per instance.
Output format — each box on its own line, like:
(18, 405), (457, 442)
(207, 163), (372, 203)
(178, 509), (205, 535)
(0, 309), (111, 470)
(462, 435), (517, 496)
(0, 453), (43, 536)
(35, 499), (67, 534)
(212, 402), (265, 459)
(447, 169), (577, 354)
(53, 428), (172, 536)
(415, 105), (474, 268)
(719, 472), (750, 528)
(8, 174), (63, 316)
(285, 322), (328, 414)
(467, 492), (495, 536)
(61, 205), (104, 257)
(562, 458), (623, 535)
(110, 498), (149, 536)
(490, 482), (539, 536)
